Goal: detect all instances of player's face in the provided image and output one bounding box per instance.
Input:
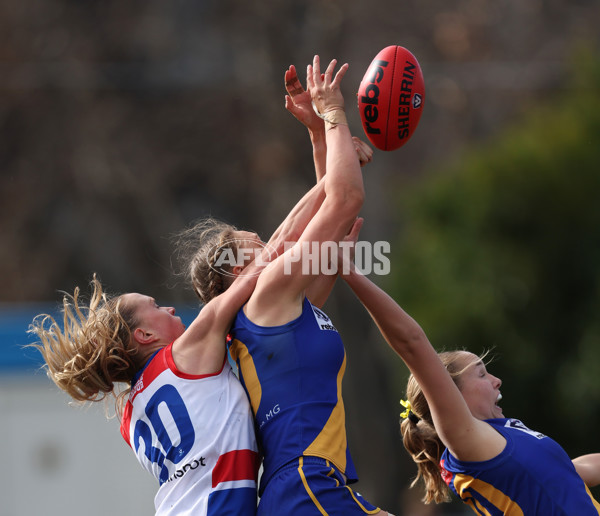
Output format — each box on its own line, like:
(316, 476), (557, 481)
(455, 352), (503, 420)
(123, 293), (186, 342)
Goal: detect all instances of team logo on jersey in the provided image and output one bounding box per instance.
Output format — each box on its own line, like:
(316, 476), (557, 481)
(129, 375), (144, 401)
(166, 457), (207, 483)
(311, 305), (338, 332)
(505, 418), (546, 439)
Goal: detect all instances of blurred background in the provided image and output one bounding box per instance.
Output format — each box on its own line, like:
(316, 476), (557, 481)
(1, 0), (600, 514)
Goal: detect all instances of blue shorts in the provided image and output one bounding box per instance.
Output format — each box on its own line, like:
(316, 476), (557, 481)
(258, 456), (380, 515)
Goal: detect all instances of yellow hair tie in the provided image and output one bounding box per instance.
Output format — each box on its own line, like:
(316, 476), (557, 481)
(400, 399), (412, 420)
(400, 399), (420, 424)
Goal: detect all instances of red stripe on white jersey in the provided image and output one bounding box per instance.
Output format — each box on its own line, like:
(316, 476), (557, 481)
(212, 449), (259, 488)
(120, 400), (133, 446)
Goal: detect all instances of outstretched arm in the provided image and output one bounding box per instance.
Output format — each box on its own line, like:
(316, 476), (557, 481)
(245, 56), (364, 326)
(246, 56), (365, 326)
(267, 61), (372, 303)
(341, 265), (505, 462)
(283, 64), (372, 308)
(285, 64), (327, 181)
(265, 65), (328, 252)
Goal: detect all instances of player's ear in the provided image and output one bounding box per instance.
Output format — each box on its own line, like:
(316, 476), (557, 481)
(133, 328), (155, 345)
(232, 265), (243, 277)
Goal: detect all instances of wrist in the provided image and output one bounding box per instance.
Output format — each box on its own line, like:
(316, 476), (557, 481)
(312, 101), (348, 130)
(309, 126), (326, 142)
(323, 109), (347, 131)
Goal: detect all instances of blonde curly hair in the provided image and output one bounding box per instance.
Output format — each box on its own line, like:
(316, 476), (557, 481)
(28, 275), (140, 416)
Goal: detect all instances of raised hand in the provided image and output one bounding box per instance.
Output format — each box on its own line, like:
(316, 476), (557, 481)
(284, 64), (324, 133)
(306, 55), (348, 117)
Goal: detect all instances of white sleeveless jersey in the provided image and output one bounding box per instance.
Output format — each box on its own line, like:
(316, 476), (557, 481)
(120, 344), (259, 515)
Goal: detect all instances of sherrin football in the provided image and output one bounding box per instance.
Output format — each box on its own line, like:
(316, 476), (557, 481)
(357, 46), (425, 151)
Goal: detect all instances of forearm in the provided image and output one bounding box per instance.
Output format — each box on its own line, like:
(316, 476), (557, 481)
(342, 266), (478, 441)
(269, 110), (326, 254)
(215, 262), (263, 326)
(310, 127), (327, 182)
(267, 179), (326, 249)
(190, 263), (261, 345)
(307, 57), (363, 211)
(323, 124), (364, 208)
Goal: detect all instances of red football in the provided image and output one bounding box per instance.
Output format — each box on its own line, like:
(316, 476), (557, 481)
(357, 45), (425, 151)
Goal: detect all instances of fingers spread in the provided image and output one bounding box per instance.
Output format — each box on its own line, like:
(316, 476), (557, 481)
(306, 64), (315, 89)
(312, 55), (322, 79)
(285, 66), (304, 97)
(331, 62), (349, 88)
(323, 58), (338, 83)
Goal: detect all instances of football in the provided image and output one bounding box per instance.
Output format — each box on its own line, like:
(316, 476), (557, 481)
(357, 45), (425, 151)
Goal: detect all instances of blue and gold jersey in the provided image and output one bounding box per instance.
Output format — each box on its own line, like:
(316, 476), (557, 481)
(229, 298), (358, 494)
(441, 418), (600, 515)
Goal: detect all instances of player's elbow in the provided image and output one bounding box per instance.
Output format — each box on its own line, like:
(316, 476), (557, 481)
(330, 184), (364, 218)
(348, 185), (365, 210)
(390, 327), (429, 359)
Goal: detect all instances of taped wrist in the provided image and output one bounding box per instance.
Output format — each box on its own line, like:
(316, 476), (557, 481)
(312, 101), (348, 130)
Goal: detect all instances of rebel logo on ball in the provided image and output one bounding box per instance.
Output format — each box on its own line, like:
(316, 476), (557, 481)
(359, 59), (389, 136)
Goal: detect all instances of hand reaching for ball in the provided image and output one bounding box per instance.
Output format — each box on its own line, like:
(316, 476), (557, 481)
(284, 64), (324, 133)
(307, 55), (348, 117)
